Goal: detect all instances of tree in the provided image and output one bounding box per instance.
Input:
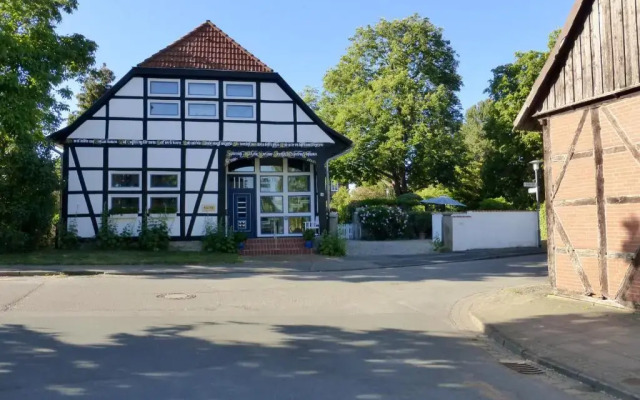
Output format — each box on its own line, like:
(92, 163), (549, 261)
(68, 63), (115, 122)
(317, 14), (465, 195)
(0, 0), (96, 251)
(480, 31), (559, 208)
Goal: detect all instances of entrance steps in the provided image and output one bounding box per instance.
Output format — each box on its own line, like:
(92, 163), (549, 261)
(240, 238), (314, 256)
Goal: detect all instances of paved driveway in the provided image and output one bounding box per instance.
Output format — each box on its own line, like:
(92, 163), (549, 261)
(0, 255), (609, 399)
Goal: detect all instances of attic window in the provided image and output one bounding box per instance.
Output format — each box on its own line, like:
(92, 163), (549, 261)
(149, 80), (179, 96)
(149, 101), (180, 117)
(224, 82), (255, 99)
(187, 81), (217, 97)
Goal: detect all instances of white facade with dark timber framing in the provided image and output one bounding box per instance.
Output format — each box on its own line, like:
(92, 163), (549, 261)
(50, 21), (351, 240)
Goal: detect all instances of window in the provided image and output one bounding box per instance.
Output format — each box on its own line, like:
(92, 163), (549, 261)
(225, 104), (254, 119)
(288, 176), (310, 192)
(187, 81), (217, 97)
(260, 196), (283, 213)
(288, 159), (311, 173)
(110, 197), (139, 214)
(228, 159), (255, 173)
(260, 176), (283, 192)
(260, 158), (283, 172)
(187, 102), (217, 117)
(149, 80), (179, 95)
(111, 173), (140, 188)
(149, 196), (178, 214)
(288, 216), (311, 234)
(149, 101), (179, 116)
(261, 217), (284, 234)
(288, 196), (311, 213)
(225, 83), (254, 98)
(150, 174), (178, 188)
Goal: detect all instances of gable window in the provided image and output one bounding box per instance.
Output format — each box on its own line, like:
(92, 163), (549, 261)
(224, 82), (255, 99)
(187, 81), (217, 97)
(110, 197), (140, 215)
(149, 196), (178, 214)
(149, 101), (180, 117)
(149, 80), (179, 96)
(150, 173), (178, 188)
(111, 173), (140, 188)
(228, 159), (255, 173)
(225, 104), (255, 119)
(187, 102), (217, 118)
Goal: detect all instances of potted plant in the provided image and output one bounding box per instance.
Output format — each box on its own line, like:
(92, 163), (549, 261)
(234, 231), (248, 250)
(303, 229), (316, 248)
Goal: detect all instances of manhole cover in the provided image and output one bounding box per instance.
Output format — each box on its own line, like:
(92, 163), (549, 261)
(500, 362), (544, 375)
(156, 293), (196, 300)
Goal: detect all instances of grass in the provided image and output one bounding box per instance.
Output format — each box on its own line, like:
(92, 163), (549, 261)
(0, 250), (240, 266)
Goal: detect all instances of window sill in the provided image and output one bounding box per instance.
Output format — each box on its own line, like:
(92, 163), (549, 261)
(110, 213), (139, 219)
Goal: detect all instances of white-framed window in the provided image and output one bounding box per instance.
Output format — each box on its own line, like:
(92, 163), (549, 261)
(186, 101), (218, 118)
(148, 194), (179, 215)
(148, 100), (180, 117)
(148, 79), (180, 96)
(227, 158), (314, 237)
(110, 172), (141, 190)
(186, 80), (217, 98)
(224, 82), (255, 99)
(109, 195), (141, 215)
(148, 172), (179, 189)
(224, 103), (255, 120)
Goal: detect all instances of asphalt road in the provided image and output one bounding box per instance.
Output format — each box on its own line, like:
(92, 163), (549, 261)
(0, 255), (611, 399)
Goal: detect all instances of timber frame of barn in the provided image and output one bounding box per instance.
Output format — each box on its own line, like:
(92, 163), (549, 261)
(50, 21), (351, 246)
(516, 0), (640, 307)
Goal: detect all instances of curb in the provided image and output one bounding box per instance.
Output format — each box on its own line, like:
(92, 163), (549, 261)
(0, 250), (546, 277)
(469, 307), (640, 400)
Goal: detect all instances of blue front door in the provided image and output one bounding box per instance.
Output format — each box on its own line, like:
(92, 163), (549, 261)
(228, 175), (256, 237)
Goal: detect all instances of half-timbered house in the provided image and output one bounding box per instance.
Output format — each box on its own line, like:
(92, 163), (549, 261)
(516, 0), (640, 306)
(51, 21), (351, 249)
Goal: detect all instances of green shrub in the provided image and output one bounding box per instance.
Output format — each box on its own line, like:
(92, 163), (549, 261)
(233, 231), (248, 245)
(58, 218), (80, 250)
(96, 209), (123, 249)
(318, 233), (346, 256)
(478, 197), (514, 210)
(396, 193), (423, 210)
(431, 237), (449, 252)
(347, 198), (397, 219)
(330, 186), (352, 223)
(407, 211), (432, 238)
(358, 205), (408, 240)
(302, 229), (316, 241)
(138, 218), (170, 251)
(202, 222), (237, 253)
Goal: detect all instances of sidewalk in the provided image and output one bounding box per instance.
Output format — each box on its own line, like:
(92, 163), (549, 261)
(0, 247), (544, 276)
(468, 285), (640, 400)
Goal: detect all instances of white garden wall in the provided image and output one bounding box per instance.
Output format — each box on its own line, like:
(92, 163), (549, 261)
(448, 211), (538, 251)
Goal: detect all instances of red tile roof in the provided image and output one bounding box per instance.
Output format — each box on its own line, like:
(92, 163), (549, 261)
(138, 21), (273, 72)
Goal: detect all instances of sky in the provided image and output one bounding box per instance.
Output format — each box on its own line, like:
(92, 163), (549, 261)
(57, 0), (574, 116)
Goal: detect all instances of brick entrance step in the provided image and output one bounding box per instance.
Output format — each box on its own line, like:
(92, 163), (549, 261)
(240, 237), (314, 256)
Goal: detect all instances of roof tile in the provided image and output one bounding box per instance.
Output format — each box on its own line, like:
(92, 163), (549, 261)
(138, 21), (273, 72)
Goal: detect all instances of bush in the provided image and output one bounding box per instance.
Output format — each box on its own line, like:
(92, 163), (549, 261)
(58, 218), (80, 250)
(347, 198), (397, 220)
(233, 231), (248, 245)
(96, 209), (123, 249)
(478, 197), (514, 210)
(416, 185), (453, 200)
(407, 211), (431, 238)
(318, 233), (346, 256)
(303, 229), (316, 241)
(330, 187), (351, 223)
(350, 184), (391, 201)
(138, 218), (170, 251)
(396, 193), (423, 210)
(202, 222), (237, 253)
(358, 205), (408, 240)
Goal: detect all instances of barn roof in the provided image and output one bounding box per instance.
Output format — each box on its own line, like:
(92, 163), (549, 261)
(514, 0), (595, 130)
(138, 21), (273, 73)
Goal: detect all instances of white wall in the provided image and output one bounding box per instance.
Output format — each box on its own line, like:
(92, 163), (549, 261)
(261, 103), (293, 122)
(297, 124), (334, 143)
(109, 120), (143, 140)
(261, 124), (294, 142)
(223, 122), (257, 141)
(432, 213), (443, 241)
(147, 121), (181, 140)
(69, 120), (105, 139)
(450, 211), (538, 251)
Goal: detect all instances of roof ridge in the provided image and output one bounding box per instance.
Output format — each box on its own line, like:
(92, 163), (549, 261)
(138, 20), (273, 72)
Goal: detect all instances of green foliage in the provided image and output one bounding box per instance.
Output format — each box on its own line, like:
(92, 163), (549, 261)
(396, 193), (422, 210)
(138, 218), (170, 251)
(318, 233), (347, 256)
(540, 202), (547, 241)
(349, 184), (391, 202)
(318, 14), (465, 195)
(431, 237), (449, 252)
(358, 206), (409, 241)
(0, 142), (59, 252)
(96, 209), (123, 250)
(58, 218), (80, 250)
(407, 211), (432, 238)
(68, 63), (115, 122)
(302, 229), (316, 241)
(478, 197), (514, 210)
(233, 231), (248, 244)
(347, 197), (397, 220)
(330, 186), (352, 223)
(202, 222), (237, 253)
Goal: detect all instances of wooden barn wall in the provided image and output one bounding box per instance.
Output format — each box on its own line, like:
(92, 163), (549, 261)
(539, 0), (640, 115)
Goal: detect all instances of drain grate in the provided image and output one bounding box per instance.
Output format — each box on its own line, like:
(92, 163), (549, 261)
(157, 293), (196, 300)
(500, 361), (544, 375)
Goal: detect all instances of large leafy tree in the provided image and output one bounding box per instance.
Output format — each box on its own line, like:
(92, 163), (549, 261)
(69, 63), (115, 122)
(480, 31), (560, 208)
(0, 0), (96, 251)
(318, 15), (465, 195)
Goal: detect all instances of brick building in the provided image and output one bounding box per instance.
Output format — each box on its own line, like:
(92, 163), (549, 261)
(516, 0), (640, 307)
